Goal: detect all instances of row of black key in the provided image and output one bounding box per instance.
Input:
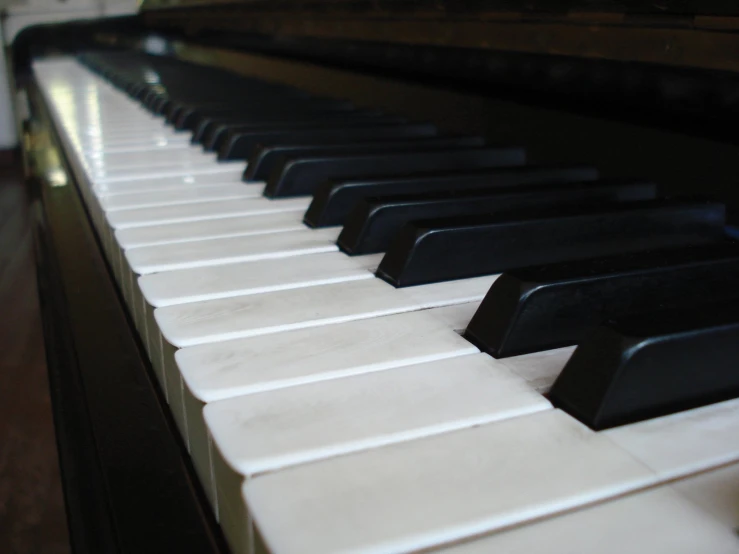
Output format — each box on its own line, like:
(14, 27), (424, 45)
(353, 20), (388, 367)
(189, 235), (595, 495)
(79, 51), (739, 433)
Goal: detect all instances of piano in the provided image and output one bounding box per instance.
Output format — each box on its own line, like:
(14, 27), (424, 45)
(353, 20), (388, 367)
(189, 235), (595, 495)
(12, 2), (739, 553)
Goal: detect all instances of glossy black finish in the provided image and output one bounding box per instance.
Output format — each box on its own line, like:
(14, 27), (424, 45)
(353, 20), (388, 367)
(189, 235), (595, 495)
(160, 88), (313, 118)
(175, 101), (357, 130)
(376, 199), (727, 287)
(549, 301), (739, 430)
(229, 123), (438, 166)
(465, 242), (739, 358)
(173, 102), (347, 130)
(264, 146), (526, 197)
(244, 135), (484, 180)
(338, 180), (656, 255)
(304, 165), (600, 227)
(169, 97), (345, 127)
(205, 112), (402, 151)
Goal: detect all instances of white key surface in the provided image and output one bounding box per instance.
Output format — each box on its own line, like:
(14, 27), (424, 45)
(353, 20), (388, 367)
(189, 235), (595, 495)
(97, 174), (245, 196)
(127, 227), (339, 274)
(139, 251), (382, 307)
(100, 183), (261, 211)
(177, 303), (480, 402)
(156, 275), (497, 347)
(605, 397), (739, 480)
(497, 346), (576, 393)
(115, 211), (305, 249)
(107, 196), (310, 229)
(93, 162), (245, 184)
(440, 486), (739, 554)
(672, 462), (739, 529)
(244, 409), (655, 554)
(205, 353), (551, 476)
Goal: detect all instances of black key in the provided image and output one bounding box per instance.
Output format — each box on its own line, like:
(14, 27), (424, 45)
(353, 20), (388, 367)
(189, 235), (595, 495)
(305, 165), (600, 228)
(150, 95), (169, 113)
(164, 89), (314, 119)
(264, 146), (526, 198)
(465, 241), (739, 358)
(231, 123), (438, 165)
(206, 112), (404, 152)
(243, 136), (486, 180)
(167, 92), (347, 115)
(128, 83), (148, 99)
(192, 107), (382, 145)
(376, 199), (727, 287)
(549, 300), (739, 430)
(166, 102), (238, 124)
(174, 98), (355, 130)
(338, 180), (656, 255)
(145, 90), (167, 111)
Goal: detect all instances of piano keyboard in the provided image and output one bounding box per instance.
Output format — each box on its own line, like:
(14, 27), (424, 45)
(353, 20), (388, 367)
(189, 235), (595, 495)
(34, 52), (739, 554)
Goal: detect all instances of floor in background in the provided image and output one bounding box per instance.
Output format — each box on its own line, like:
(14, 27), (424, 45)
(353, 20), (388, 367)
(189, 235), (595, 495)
(0, 162), (70, 554)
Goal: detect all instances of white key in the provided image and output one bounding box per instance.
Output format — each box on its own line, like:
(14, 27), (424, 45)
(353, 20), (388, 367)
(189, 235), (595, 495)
(178, 302), (480, 403)
(75, 132), (190, 147)
(106, 196), (310, 229)
(155, 274), (497, 347)
(177, 303), (480, 522)
(99, 183), (262, 211)
(440, 485), (739, 554)
(97, 174), (245, 196)
(80, 132), (190, 143)
(77, 125), (178, 137)
(206, 353), (551, 554)
(115, 211), (305, 249)
(127, 227), (338, 274)
(84, 156), (217, 175)
(497, 346), (576, 393)
(80, 139), (195, 155)
(139, 251), (383, 307)
(206, 353), (551, 476)
(604, 397), (739, 480)
(672, 461), (739, 528)
(83, 148), (216, 170)
(93, 162), (244, 184)
(243, 409), (655, 554)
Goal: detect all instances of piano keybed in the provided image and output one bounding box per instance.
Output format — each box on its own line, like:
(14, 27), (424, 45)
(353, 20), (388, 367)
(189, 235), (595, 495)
(33, 52), (739, 554)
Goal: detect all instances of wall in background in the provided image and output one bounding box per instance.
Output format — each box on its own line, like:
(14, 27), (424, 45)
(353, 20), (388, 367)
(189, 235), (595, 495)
(0, 26), (17, 149)
(2, 0), (137, 44)
(0, 0), (138, 149)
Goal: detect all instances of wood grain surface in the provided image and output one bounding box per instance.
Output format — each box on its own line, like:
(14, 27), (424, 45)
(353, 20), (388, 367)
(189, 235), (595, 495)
(0, 164), (69, 554)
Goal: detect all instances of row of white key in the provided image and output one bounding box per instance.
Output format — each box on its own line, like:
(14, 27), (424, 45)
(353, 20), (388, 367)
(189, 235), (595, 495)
(34, 57), (739, 554)
(35, 58), (526, 534)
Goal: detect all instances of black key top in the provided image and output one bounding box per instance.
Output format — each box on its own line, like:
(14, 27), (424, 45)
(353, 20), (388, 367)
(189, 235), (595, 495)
(243, 136), (487, 180)
(149, 95), (168, 113)
(338, 180), (656, 255)
(264, 146), (526, 198)
(168, 92), (348, 116)
(206, 113), (404, 152)
(164, 89), (313, 118)
(192, 107), (383, 144)
(128, 83), (148, 99)
(465, 241), (739, 358)
(176, 99), (357, 131)
(376, 199), (727, 287)
(305, 165), (600, 228)
(166, 102), (238, 123)
(145, 90), (167, 110)
(549, 300), (739, 430)
(230, 123), (438, 164)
